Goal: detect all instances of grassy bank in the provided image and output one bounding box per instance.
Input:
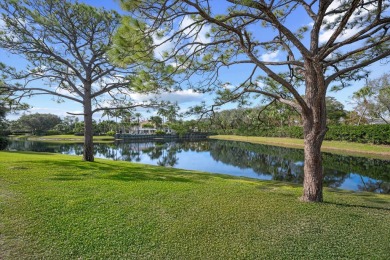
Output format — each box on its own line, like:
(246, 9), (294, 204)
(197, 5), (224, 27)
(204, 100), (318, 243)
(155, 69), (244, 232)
(210, 135), (390, 159)
(1, 151), (389, 259)
(11, 134), (115, 143)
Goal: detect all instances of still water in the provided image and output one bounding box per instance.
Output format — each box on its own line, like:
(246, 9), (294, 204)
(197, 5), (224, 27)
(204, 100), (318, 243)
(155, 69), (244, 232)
(7, 139), (390, 193)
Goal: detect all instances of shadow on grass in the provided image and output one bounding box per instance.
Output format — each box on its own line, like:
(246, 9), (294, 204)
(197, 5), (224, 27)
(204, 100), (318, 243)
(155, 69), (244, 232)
(105, 171), (195, 183)
(38, 159), (215, 184)
(323, 201), (390, 211)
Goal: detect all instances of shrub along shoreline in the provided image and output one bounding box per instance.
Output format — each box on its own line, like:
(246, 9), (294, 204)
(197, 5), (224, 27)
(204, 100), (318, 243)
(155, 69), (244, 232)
(232, 124), (390, 145)
(0, 151), (389, 259)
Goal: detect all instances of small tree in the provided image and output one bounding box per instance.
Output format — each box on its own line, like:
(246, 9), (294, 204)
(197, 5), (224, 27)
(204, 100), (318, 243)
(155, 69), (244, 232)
(353, 73), (390, 124)
(0, 0), (163, 161)
(119, 0), (390, 202)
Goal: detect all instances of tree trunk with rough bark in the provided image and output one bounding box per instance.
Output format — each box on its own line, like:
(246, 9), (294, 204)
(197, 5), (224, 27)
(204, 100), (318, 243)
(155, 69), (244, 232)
(83, 87), (94, 162)
(300, 63), (327, 202)
(301, 123), (325, 202)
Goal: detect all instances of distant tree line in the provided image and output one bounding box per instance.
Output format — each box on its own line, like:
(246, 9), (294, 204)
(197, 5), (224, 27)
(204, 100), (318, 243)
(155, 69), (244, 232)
(3, 113), (182, 137)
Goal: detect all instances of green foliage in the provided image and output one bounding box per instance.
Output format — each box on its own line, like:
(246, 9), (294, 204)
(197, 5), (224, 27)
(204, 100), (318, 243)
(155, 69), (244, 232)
(149, 116), (163, 128)
(326, 97), (347, 125)
(108, 16), (153, 67)
(106, 130), (116, 136)
(142, 123), (154, 128)
(238, 126), (304, 138)
(155, 130), (166, 135)
(237, 124), (390, 145)
(0, 136), (8, 150)
(324, 124), (390, 144)
(15, 113), (62, 135)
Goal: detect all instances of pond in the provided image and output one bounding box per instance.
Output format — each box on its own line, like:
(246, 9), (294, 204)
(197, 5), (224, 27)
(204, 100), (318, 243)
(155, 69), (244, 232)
(6, 139), (390, 193)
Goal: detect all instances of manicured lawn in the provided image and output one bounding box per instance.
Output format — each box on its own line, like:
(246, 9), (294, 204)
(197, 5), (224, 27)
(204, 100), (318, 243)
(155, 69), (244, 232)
(210, 135), (390, 159)
(23, 134), (115, 143)
(1, 151), (389, 259)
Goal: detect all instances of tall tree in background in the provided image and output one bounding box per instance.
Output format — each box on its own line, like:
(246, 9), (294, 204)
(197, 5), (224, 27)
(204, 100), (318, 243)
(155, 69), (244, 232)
(15, 113), (62, 135)
(0, 0), (161, 161)
(325, 97), (346, 125)
(351, 85), (375, 125)
(0, 78), (28, 149)
(353, 73), (390, 124)
(0, 78), (28, 125)
(119, 0), (390, 201)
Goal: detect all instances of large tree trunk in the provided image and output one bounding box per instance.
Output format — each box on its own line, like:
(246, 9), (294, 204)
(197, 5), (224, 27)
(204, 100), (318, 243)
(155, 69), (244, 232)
(301, 122), (326, 202)
(83, 89), (94, 162)
(300, 62), (327, 202)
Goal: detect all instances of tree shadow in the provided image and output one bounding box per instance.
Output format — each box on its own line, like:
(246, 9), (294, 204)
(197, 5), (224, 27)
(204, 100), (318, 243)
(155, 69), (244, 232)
(323, 201), (390, 211)
(40, 159), (217, 184)
(104, 171), (195, 183)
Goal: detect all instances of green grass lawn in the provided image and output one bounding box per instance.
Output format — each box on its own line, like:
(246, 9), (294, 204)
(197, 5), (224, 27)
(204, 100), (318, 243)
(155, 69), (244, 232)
(21, 134), (115, 143)
(1, 151), (389, 259)
(210, 135), (390, 159)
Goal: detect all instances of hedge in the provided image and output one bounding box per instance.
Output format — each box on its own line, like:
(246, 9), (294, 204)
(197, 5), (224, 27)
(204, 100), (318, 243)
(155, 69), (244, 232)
(236, 124), (390, 145)
(325, 124), (390, 144)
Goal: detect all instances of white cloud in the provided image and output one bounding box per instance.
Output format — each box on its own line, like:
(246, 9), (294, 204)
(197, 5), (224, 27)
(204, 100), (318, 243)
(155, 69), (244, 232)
(222, 83), (236, 90)
(261, 50), (279, 62)
(179, 16), (211, 55)
(319, 0), (376, 44)
(152, 34), (174, 60)
(180, 16), (211, 44)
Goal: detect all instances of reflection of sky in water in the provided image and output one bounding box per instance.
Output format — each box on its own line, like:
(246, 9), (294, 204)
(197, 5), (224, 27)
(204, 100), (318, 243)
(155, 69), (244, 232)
(338, 173), (377, 191)
(135, 150), (273, 180)
(294, 161), (304, 167)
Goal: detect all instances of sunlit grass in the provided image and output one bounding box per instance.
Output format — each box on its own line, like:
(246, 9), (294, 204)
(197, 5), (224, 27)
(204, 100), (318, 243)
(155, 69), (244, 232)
(0, 151), (389, 259)
(210, 135), (390, 159)
(23, 135), (115, 143)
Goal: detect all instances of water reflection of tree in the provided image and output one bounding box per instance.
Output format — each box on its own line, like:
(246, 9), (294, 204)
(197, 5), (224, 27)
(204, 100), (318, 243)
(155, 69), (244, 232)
(157, 147), (178, 167)
(208, 140), (389, 193)
(208, 141), (307, 184)
(358, 178), (390, 194)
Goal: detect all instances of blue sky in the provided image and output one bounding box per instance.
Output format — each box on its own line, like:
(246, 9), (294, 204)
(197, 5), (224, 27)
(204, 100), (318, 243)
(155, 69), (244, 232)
(3, 0), (389, 121)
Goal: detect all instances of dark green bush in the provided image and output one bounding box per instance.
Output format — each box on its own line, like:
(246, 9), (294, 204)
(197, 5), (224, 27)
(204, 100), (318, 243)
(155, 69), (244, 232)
(0, 136), (9, 150)
(142, 123), (154, 128)
(155, 130), (166, 135)
(325, 124), (390, 144)
(236, 124), (390, 145)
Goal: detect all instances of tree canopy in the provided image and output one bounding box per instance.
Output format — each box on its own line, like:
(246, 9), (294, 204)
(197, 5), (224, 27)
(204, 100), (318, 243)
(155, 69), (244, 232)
(0, 0), (167, 161)
(117, 0), (390, 202)
(14, 113), (62, 135)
